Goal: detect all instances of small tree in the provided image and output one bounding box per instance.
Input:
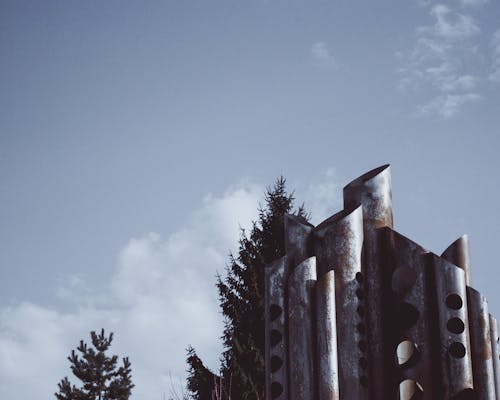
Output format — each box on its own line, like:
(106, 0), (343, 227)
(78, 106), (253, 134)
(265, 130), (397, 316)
(55, 329), (134, 400)
(187, 177), (308, 399)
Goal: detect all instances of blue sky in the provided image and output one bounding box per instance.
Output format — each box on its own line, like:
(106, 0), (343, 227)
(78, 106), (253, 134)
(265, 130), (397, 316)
(1, 1), (500, 398)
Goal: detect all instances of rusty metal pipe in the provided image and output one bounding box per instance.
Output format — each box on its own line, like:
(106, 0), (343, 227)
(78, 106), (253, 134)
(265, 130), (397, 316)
(432, 255), (474, 398)
(490, 314), (500, 398)
(316, 270), (339, 400)
(467, 287), (496, 399)
(288, 256), (318, 400)
(265, 257), (288, 400)
(441, 235), (471, 286)
(313, 205), (367, 399)
(343, 164), (393, 400)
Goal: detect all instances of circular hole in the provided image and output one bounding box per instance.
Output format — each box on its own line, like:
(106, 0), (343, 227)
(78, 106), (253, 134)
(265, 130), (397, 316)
(358, 340), (367, 352)
(445, 294), (463, 310)
(271, 382), (283, 398)
(392, 267), (417, 295)
(270, 304), (282, 321)
(399, 379), (423, 400)
(356, 272), (364, 283)
(398, 303), (420, 330)
(449, 342), (466, 358)
(360, 375), (368, 387)
(270, 330), (282, 347)
(447, 318), (465, 334)
(396, 340), (419, 366)
(359, 357), (368, 369)
(356, 289), (364, 299)
(357, 305), (365, 317)
(270, 356), (283, 372)
(357, 323), (366, 334)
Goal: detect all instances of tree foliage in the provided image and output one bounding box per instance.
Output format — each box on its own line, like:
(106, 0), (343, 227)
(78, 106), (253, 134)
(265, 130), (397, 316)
(187, 178), (308, 399)
(55, 329), (134, 400)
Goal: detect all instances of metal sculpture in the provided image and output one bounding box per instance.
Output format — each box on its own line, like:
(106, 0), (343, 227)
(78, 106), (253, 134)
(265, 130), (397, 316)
(265, 164), (499, 399)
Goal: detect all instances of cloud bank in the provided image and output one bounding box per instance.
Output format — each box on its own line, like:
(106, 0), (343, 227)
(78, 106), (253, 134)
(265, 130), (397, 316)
(0, 173), (340, 399)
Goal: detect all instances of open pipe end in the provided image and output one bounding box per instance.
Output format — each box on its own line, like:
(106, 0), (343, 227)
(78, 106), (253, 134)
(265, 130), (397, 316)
(343, 164), (393, 229)
(314, 204), (363, 234)
(442, 235), (471, 286)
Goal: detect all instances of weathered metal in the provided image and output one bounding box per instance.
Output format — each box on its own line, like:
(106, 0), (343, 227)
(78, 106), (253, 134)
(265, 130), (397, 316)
(442, 235), (471, 286)
(288, 256), (317, 400)
(432, 254), (474, 398)
(264, 165), (499, 400)
(382, 229), (437, 399)
(313, 205), (366, 399)
(264, 257), (288, 400)
(316, 270), (339, 400)
(344, 164), (393, 400)
(468, 287), (496, 399)
(490, 315), (500, 396)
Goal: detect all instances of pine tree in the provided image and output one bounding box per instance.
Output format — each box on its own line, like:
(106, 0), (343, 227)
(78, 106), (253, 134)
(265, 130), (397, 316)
(187, 178), (308, 399)
(55, 329), (134, 400)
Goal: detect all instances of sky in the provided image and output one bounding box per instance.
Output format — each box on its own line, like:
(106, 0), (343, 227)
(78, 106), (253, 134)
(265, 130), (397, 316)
(1, 0), (500, 398)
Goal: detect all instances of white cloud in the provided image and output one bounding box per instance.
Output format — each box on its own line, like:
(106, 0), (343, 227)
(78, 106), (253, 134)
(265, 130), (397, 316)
(418, 4), (480, 40)
(418, 92), (481, 117)
(0, 174), (342, 400)
(0, 184), (263, 400)
(311, 42), (335, 65)
(490, 29), (500, 82)
(397, 3), (484, 118)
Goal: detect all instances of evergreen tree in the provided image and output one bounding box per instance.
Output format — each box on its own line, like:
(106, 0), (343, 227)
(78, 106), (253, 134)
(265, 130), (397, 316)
(187, 178), (308, 399)
(55, 329), (134, 400)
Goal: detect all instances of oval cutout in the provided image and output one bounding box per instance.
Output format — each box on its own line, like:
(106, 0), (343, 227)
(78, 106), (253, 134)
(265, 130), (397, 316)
(271, 381), (283, 398)
(445, 294), (463, 310)
(449, 342), (466, 358)
(399, 379), (424, 400)
(270, 304), (282, 321)
(447, 318), (465, 334)
(398, 303), (420, 331)
(270, 355), (283, 372)
(396, 340), (419, 366)
(270, 329), (282, 346)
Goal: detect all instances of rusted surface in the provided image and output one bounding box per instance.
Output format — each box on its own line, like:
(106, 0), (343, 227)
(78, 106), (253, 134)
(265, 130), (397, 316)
(263, 165), (500, 400)
(489, 315), (500, 397)
(441, 235), (471, 286)
(343, 164), (393, 400)
(264, 257), (288, 400)
(432, 254), (474, 398)
(313, 205), (366, 399)
(467, 287), (496, 399)
(381, 228), (437, 399)
(288, 256), (317, 400)
(316, 270), (340, 400)
(285, 214), (314, 273)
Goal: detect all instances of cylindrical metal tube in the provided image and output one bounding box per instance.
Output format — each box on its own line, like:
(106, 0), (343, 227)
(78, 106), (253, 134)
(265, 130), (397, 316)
(432, 255), (474, 398)
(441, 235), (471, 286)
(385, 230), (437, 400)
(467, 287), (496, 399)
(285, 214), (314, 273)
(490, 314), (500, 398)
(316, 270), (339, 400)
(288, 256), (317, 400)
(343, 164), (393, 400)
(313, 205), (367, 399)
(265, 257), (288, 400)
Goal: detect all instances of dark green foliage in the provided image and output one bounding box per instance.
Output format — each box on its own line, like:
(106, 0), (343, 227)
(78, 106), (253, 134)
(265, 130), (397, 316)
(186, 346), (217, 400)
(187, 178), (308, 399)
(55, 329), (134, 400)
